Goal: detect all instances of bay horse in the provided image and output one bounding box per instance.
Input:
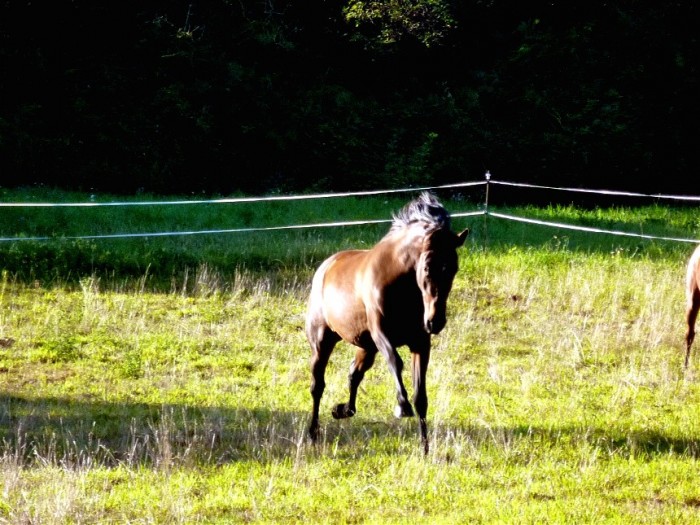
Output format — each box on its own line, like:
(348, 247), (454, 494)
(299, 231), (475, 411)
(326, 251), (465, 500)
(685, 244), (700, 368)
(305, 192), (469, 454)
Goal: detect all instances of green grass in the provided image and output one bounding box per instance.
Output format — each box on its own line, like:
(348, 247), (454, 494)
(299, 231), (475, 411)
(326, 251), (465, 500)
(2, 185), (697, 286)
(1, 188), (700, 522)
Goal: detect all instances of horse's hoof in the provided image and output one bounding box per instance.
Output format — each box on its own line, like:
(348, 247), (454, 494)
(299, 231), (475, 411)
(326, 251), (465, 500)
(394, 403), (414, 418)
(332, 403), (355, 419)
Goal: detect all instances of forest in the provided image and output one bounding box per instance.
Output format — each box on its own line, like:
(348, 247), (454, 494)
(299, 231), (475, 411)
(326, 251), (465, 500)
(0, 1), (697, 196)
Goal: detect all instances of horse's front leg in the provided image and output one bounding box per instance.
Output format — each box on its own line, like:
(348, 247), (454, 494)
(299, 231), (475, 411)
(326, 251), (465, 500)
(391, 352), (415, 419)
(410, 335), (431, 454)
(332, 346), (377, 419)
(370, 329), (413, 419)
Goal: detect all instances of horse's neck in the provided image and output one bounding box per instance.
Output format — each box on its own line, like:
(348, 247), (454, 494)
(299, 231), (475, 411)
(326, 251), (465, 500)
(380, 227), (425, 274)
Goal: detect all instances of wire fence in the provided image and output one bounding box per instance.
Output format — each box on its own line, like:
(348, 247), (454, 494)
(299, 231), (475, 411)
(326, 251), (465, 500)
(1, 175), (699, 244)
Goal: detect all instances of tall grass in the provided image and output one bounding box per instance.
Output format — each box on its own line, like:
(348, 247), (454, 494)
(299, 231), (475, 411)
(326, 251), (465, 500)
(0, 188), (699, 522)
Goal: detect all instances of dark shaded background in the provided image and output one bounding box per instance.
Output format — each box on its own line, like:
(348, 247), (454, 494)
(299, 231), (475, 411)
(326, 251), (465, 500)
(0, 1), (697, 196)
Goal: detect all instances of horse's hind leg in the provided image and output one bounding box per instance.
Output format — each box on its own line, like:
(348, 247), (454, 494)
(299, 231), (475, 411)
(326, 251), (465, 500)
(685, 288), (700, 369)
(332, 346), (377, 419)
(308, 327), (340, 442)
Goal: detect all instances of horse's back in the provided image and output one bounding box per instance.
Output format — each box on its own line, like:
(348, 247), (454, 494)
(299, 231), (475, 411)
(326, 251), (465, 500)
(309, 249), (369, 301)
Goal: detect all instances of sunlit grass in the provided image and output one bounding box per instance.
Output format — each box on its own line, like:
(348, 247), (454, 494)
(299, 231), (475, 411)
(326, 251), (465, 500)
(1, 188), (700, 522)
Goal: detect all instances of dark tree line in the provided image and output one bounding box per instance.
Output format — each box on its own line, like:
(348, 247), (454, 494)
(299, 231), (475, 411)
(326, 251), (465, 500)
(0, 1), (697, 196)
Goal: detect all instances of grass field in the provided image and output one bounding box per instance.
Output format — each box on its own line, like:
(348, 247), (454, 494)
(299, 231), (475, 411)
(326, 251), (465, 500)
(1, 187), (700, 523)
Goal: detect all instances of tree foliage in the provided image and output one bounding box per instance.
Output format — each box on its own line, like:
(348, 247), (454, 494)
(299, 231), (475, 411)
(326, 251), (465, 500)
(0, 1), (697, 195)
(344, 0), (455, 48)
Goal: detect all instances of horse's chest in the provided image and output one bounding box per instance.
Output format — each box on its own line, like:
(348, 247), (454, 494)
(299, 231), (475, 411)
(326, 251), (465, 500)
(382, 276), (422, 312)
(376, 279), (424, 337)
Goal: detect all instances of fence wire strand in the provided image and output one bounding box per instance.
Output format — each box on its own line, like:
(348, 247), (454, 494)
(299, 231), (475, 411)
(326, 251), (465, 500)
(1, 178), (699, 244)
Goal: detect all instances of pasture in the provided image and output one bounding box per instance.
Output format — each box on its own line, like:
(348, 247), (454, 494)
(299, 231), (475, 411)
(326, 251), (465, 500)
(1, 189), (700, 523)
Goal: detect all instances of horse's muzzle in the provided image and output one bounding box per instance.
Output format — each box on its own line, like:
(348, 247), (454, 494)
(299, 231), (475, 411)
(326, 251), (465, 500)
(425, 317), (446, 335)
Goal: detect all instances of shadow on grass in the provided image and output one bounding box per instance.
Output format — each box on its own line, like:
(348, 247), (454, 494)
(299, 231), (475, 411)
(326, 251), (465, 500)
(0, 393), (311, 467)
(431, 421), (700, 461)
(547, 423), (700, 459)
(2, 393), (699, 467)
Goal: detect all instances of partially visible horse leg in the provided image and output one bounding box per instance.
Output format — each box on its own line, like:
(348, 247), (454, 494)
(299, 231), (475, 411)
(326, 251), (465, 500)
(308, 327), (340, 442)
(410, 336), (431, 455)
(685, 248), (700, 370)
(685, 287), (700, 369)
(332, 346), (377, 419)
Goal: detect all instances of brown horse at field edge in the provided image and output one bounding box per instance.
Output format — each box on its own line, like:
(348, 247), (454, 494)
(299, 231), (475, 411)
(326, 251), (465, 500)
(685, 244), (700, 368)
(305, 192), (469, 454)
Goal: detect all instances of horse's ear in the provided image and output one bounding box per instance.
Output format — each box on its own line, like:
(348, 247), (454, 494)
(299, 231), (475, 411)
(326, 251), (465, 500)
(455, 228), (470, 248)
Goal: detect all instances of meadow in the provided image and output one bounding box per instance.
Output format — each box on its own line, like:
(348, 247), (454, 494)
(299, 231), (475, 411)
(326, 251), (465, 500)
(1, 187), (700, 523)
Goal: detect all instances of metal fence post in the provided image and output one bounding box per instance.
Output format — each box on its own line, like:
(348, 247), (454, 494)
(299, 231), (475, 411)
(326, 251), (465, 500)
(483, 170), (491, 247)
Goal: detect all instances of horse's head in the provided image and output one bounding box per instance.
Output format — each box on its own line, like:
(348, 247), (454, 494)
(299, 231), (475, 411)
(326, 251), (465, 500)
(416, 227), (469, 334)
